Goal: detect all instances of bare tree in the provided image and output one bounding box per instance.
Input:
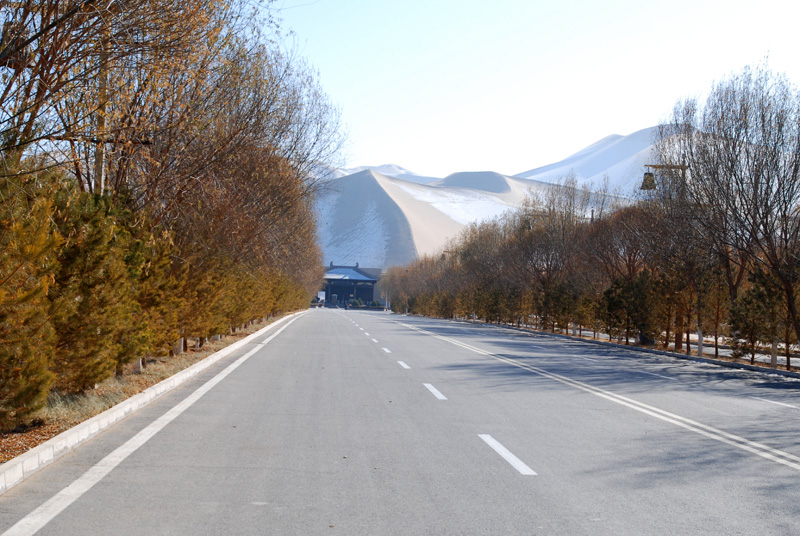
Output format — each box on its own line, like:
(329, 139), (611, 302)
(1, 0), (231, 172)
(654, 64), (800, 367)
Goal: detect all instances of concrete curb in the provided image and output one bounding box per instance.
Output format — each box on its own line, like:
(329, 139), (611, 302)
(583, 337), (800, 380)
(478, 320), (800, 380)
(0, 312), (302, 496)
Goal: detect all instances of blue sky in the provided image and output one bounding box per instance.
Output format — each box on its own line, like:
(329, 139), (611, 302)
(275, 0), (799, 178)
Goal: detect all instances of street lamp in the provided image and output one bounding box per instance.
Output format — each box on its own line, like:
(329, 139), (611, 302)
(641, 163), (688, 190)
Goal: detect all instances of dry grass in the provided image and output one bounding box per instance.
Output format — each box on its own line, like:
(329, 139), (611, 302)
(0, 319), (274, 463)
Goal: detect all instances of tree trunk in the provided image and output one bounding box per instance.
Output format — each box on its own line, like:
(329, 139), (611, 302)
(771, 339), (778, 368)
(664, 309), (671, 349)
(625, 317), (630, 345)
(782, 280), (800, 371)
(696, 308), (703, 358)
(785, 324), (791, 370)
(713, 292), (721, 358)
(685, 327), (691, 355)
(697, 327), (703, 358)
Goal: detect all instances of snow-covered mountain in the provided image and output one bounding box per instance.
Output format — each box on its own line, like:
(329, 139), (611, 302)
(515, 126), (656, 193)
(317, 128), (654, 269)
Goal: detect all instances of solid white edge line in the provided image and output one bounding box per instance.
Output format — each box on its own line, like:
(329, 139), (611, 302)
(1, 313), (302, 497)
(423, 383), (447, 400)
(397, 321), (800, 473)
(751, 397), (799, 409)
(2, 315), (303, 536)
(397, 361), (411, 369)
(479, 434), (537, 476)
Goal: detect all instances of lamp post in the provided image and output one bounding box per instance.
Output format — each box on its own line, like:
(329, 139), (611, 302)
(641, 163), (688, 190)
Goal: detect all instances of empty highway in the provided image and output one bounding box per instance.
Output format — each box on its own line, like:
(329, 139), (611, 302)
(2, 309), (800, 535)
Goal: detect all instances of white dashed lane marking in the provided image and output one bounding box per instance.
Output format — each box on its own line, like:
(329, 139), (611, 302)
(479, 434), (537, 476)
(423, 383), (447, 400)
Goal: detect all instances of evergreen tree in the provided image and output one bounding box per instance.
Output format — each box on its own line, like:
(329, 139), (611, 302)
(48, 192), (138, 393)
(128, 228), (184, 360)
(0, 165), (59, 429)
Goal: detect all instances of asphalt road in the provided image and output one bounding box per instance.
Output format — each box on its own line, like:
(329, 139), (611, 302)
(2, 308), (800, 535)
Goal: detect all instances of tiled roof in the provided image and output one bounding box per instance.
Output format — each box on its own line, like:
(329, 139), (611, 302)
(324, 267), (377, 282)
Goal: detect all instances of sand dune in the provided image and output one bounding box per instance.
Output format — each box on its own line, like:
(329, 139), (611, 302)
(515, 126), (656, 194)
(315, 170), (417, 268)
(317, 128), (653, 268)
(432, 171), (513, 193)
(317, 170), (562, 268)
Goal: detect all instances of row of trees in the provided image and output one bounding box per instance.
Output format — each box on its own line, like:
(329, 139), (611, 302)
(0, 1), (343, 428)
(384, 65), (800, 370)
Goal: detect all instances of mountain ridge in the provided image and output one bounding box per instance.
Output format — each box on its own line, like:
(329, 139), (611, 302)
(317, 127), (654, 269)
